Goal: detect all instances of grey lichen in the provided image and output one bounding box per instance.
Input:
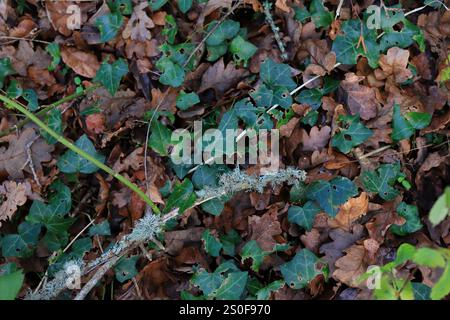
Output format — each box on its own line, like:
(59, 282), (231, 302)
(196, 167), (306, 200)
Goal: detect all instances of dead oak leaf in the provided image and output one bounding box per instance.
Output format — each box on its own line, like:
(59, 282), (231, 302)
(333, 244), (368, 288)
(199, 58), (249, 97)
(61, 46), (100, 78)
(0, 128), (53, 179)
(329, 192), (369, 231)
(300, 126), (331, 151)
(366, 203), (406, 244)
(376, 47), (413, 84)
(122, 2), (155, 41)
(340, 73), (380, 120)
(0, 181), (30, 227)
(248, 208), (282, 251)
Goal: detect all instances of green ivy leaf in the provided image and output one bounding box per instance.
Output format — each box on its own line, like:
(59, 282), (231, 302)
(176, 90), (200, 110)
(162, 14), (177, 44)
(46, 43), (61, 71)
(220, 230), (240, 256)
(18, 221), (41, 245)
(0, 57), (16, 89)
(379, 19), (423, 52)
(22, 89), (39, 111)
(332, 114), (373, 154)
(163, 179), (196, 214)
(6, 79), (22, 98)
(89, 221), (111, 236)
(293, 6), (310, 22)
(241, 240), (269, 272)
(361, 163), (404, 201)
(202, 230), (223, 257)
(41, 108), (62, 145)
(149, 120), (172, 156)
(255, 280), (284, 300)
(94, 58), (128, 96)
(301, 110), (318, 126)
(0, 270), (24, 300)
(115, 256), (138, 283)
(310, 0), (333, 28)
(405, 112), (432, 130)
(307, 177), (358, 217)
(1, 235), (31, 258)
(149, 0), (168, 10)
(191, 268), (223, 296)
(156, 57), (185, 87)
(390, 202), (423, 236)
(57, 134), (105, 174)
(250, 84), (273, 109)
(412, 283), (431, 300)
(280, 249), (326, 289)
(288, 201), (321, 231)
(177, 0), (192, 13)
(260, 58), (296, 91)
(205, 20), (240, 46)
(229, 36), (257, 65)
(206, 43), (228, 61)
(296, 88), (323, 110)
(213, 271), (248, 300)
(201, 198), (225, 216)
(27, 201), (74, 235)
(95, 12), (124, 43)
(332, 19), (380, 68)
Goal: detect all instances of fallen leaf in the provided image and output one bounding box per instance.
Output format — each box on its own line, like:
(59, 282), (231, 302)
(122, 2), (155, 41)
(248, 208), (282, 251)
(61, 46), (100, 78)
(0, 181), (29, 227)
(199, 58), (249, 97)
(376, 47), (413, 83)
(333, 244), (368, 288)
(300, 126), (331, 151)
(329, 192), (369, 231)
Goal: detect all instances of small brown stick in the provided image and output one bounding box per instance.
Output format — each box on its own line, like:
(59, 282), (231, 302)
(24, 135), (41, 187)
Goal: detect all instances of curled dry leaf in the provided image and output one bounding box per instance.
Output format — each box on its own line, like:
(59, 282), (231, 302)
(329, 192), (369, 231)
(61, 46), (100, 78)
(333, 244), (368, 288)
(376, 47), (413, 84)
(0, 180), (30, 226)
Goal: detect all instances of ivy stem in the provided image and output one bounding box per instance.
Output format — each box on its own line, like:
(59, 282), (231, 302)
(0, 84), (100, 138)
(0, 93), (161, 215)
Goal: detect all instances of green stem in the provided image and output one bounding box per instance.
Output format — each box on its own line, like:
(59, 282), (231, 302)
(0, 94), (161, 215)
(0, 84), (100, 138)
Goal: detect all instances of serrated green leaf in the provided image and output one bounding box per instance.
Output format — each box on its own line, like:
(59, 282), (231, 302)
(332, 114), (373, 154)
(94, 58), (128, 96)
(288, 201), (321, 231)
(390, 202), (423, 236)
(280, 249), (326, 289)
(361, 163), (404, 201)
(202, 230), (223, 257)
(95, 12), (124, 43)
(307, 177), (358, 216)
(57, 134), (105, 174)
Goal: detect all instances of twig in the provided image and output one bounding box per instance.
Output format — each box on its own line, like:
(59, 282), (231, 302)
(263, 0), (288, 61)
(0, 84), (100, 138)
(0, 93), (161, 214)
(23, 135), (41, 187)
(335, 0), (345, 19)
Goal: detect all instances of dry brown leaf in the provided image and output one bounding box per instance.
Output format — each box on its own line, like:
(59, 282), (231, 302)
(340, 73), (380, 120)
(300, 228), (321, 253)
(275, 0), (291, 13)
(333, 244), (368, 288)
(329, 192), (369, 231)
(199, 58), (249, 97)
(0, 181), (29, 227)
(377, 47), (413, 84)
(9, 18), (37, 38)
(0, 128), (53, 179)
(300, 126), (331, 151)
(248, 208), (282, 251)
(122, 2), (155, 41)
(61, 46), (100, 78)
